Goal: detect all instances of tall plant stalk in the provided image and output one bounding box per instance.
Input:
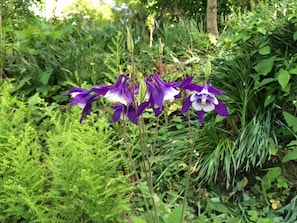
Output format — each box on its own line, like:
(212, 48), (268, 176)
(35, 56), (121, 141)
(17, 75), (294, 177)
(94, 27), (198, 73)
(180, 115), (199, 223)
(127, 27), (159, 223)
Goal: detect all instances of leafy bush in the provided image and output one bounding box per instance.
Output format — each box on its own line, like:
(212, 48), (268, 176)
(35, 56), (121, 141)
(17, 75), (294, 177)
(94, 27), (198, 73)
(0, 80), (131, 222)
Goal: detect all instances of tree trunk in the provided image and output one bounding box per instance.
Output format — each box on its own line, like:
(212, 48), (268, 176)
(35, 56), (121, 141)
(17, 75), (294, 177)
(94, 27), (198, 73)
(207, 0), (219, 38)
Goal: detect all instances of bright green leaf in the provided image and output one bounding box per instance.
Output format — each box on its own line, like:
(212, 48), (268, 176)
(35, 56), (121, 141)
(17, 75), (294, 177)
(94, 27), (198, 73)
(129, 216), (148, 223)
(264, 95), (276, 107)
(264, 167), (281, 182)
(289, 68), (297, 74)
(254, 56), (276, 75)
(283, 111), (297, 132)
(258, 46), (271, 55)
(282, 147), (297, 163)
(39, 69), (54, 85)
(28, 92), (40, 106)
(276, 70), (290, 90)
(163, 205), (183, 223)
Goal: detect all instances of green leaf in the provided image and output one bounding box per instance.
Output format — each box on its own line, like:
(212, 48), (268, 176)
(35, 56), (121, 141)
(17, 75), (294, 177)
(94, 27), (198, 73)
(258, 46), (271, 55)
(276, 70), (290, 90)
(39, 69), (54, 85)
(129, 216), (148, 223)
(163, 205), (183, 223)
(289, 68), (297, 74)
(264, 95), (276, 107)
(253, 56), (276, 75)
(263, 167), (281, 182)
(282, 147), (297, 163)
(283, 111), (297, 132)
(28, 92), (40, 106)
(293, 31), (297, 41)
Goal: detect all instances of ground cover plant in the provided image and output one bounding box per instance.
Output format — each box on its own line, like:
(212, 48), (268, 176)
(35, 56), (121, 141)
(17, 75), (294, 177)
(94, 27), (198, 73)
(1, 0), (297, 222)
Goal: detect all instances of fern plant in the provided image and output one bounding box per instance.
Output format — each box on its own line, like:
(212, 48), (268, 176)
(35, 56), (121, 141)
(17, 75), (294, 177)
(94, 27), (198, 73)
(0, 80), (132, 223)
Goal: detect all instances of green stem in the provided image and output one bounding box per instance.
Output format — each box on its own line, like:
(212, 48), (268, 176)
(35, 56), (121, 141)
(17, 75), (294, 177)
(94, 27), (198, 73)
(180, 109), (200, 223)
(139, 117), (160, 223)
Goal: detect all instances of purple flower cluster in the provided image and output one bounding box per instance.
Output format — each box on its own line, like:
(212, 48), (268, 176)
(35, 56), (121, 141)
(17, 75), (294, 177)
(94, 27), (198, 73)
(68, 74), (229, 125)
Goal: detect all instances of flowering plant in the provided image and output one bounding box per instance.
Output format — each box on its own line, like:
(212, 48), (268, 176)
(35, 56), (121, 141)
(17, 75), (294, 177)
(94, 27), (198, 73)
(68, 74), (228, 125)
(67, 32), (229, 222)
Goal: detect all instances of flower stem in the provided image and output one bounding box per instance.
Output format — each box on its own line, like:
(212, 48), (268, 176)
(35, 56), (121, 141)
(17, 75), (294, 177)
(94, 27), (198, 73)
(180, 114), (199, 222)
(139, 117), (160, 223)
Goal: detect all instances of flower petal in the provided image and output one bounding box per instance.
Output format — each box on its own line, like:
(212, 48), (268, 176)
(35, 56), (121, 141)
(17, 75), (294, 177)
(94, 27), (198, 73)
(203, 101), (215, 112)
(181, 96), (192, 114)
(215, 100), (229, 117)
(192, 100), (203, 111)
(111, 104), (122, 123)
(138, 101), (149, 115)
(127, 106), (138, 125)
(164, 87), (180, 102)
(208, 84), (226, 96)
(197, 110), (205, 124)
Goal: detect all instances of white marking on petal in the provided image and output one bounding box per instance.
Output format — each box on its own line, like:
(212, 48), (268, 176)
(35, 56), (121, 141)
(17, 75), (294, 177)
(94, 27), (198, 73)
(77, 103), (86, 109)
(163, 87), (180, 102)
(70, 92), (79, 98)
(192, 100), (203, 111)
(105, 91), (128, 105)
(203, 102), (215, 112)
(190, 92), (199, 102)
(210, 95), (218, 105)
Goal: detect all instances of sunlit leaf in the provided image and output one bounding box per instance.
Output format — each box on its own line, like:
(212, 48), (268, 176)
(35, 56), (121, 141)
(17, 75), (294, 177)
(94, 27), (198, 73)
(276, 70), (290, 90)
(253, 56), (276, 75)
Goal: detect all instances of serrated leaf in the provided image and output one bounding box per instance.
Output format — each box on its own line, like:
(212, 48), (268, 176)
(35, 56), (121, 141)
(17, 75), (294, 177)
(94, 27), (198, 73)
(283, 111), (297, 132)
(276, 70), (290, 90)
(254, 56), (276, 75)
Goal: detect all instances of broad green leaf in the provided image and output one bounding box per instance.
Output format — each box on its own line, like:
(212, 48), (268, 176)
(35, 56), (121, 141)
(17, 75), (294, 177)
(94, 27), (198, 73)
(258, 46), (271, 55)
(28, 92), (40, 106)
(264, 167), (281, 182)
(257, 26), (267, 35)
(163, 205), (183, 223)
(289, 68), (297, 74)
(282, 147), (297, 163)
(276, 70), (290, 90)
(283, 111), (297, 132)
(254, 56), (276, 75)
(39, 69), (54, 85)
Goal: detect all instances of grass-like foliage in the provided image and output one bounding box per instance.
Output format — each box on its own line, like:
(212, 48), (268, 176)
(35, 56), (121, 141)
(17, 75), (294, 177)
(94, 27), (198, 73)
(0, 80), (131, 223)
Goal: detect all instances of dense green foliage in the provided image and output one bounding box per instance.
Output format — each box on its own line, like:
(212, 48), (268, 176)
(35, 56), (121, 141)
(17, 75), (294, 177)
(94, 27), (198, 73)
(1, 0), (297, 222)
(0, 81), (131, 222)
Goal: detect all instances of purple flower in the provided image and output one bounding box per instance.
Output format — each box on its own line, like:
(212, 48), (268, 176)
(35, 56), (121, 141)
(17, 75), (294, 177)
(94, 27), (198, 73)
(111, 104), (139, 125)
(181, 82), (228, 124)
(68, 88), (100, 123)
(93, 74), (133, 106)
(140, 74), (181, 116)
